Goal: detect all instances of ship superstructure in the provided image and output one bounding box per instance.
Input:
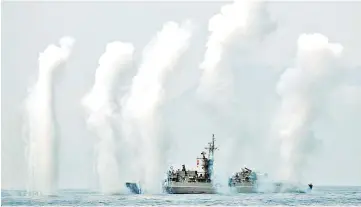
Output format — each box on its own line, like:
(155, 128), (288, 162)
(163, 134), (218, 194)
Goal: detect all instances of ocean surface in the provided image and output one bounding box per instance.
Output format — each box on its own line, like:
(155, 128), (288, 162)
(2, 186), (361, 206)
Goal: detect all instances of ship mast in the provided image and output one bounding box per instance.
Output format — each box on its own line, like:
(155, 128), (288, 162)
(205, 134), (218, 160)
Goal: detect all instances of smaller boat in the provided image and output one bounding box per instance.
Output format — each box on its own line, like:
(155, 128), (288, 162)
(228, 167), (260, 193)
(125, 182), (142, 194)
(229, 168), (314, 193)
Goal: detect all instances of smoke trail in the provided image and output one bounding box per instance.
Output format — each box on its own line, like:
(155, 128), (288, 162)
(25, 36), (75, 195)
(196, 0), (276, 193)
(82, 42), (134, 194)
(122, 21), (193, 193)
(275, 33), (343, 183)
(197, 0), (275, 105)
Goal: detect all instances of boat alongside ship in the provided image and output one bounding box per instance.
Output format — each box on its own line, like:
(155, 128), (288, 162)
(228, 168), (313, 193)
(228, 167), (260, 193)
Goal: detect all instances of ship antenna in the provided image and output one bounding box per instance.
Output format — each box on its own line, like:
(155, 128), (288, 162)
(205, 134), (218, 159)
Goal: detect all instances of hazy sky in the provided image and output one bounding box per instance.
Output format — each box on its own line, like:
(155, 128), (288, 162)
(2, 1), (361, 189)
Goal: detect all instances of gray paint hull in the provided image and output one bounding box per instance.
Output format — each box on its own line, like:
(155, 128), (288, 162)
(230, 185), (256, 193)
(164, 186), (216, 194)
(163, 182), (216, 194)
(164, 182), (256, 194)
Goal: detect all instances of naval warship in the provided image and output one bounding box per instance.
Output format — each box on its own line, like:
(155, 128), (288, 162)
(162, 134), (218, 194)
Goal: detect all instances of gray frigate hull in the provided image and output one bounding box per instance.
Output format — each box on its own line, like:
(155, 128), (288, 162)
(164, 182), (256, 194)
(163, 182), (216, 194)
(229, 184), (256, 193)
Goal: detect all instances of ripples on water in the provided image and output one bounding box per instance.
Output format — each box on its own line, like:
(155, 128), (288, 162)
(2, 186), (361, 206)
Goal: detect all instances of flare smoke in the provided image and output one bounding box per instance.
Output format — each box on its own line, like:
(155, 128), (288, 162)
(82, 42), (134, 194)
(196, 0), (276, 191)
(25, 36), (75, 194)
(275, 33), (343, 182)
(197, 0), (275, 105)
(122, 21), (192, 193)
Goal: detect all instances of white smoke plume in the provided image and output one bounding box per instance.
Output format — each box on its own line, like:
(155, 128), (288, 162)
(25, 36), (75, 195)
(82, 41), (134, 194)
(196, 0), (276, 193)
(122, 20), (193, 193)
(275, 33), (343, 183)
(197, 0), (276, 105)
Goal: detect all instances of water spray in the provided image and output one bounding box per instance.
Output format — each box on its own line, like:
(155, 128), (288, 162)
(25, 36), (75, 195)
(82, 41), (134, 194)
(275, 33), (343, 183)
(122, 20), (193, 193)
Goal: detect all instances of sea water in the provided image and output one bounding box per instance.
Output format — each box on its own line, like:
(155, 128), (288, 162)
(2, 186), (361, 206)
